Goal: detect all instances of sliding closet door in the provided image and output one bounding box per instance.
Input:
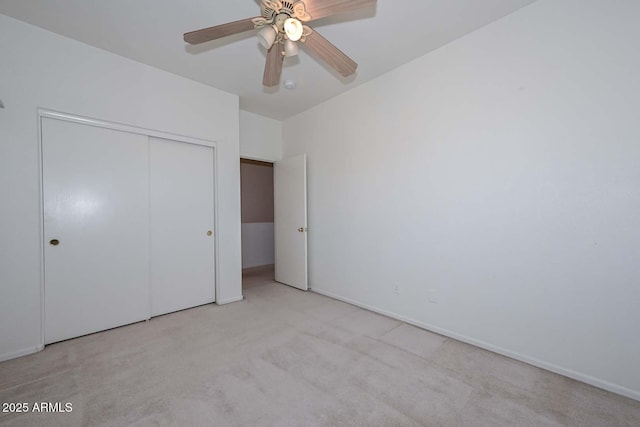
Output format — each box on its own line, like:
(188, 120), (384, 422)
(149, 138), (215, 316)
(42, 118), (150, 344)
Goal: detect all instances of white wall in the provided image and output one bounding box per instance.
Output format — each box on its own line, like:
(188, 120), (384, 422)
(242, 223), (275, 269)
(0, 15), (243, 361)
(239, 110), (283, 162)
(283, 0), (640, 400)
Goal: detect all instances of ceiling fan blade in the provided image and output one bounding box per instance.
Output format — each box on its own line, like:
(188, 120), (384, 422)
(263, 43), (284, 87)
(302, 0), (375, 22)
(184, 17), (259, 45)
(302, 30), (357, 77)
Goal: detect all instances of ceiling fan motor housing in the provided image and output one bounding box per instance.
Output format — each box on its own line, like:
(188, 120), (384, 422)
(262, 1), (297, 21)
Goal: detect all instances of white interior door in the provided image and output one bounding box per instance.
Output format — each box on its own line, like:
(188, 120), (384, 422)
(149, 138), (215, 316)
(42, 118), (150, 344)
(274, 154), (308, 290)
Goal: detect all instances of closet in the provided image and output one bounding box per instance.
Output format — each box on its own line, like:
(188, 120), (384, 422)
(42, 116), (215, 344)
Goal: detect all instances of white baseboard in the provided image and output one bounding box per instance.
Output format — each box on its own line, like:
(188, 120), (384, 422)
(242, 264), (275, 274)
(0, 344), (45, 362)
(310, 287), (640, 402)
(216, 295), (244, 305)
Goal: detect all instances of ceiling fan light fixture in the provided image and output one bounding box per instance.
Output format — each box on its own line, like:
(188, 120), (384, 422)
(284, 39), (299, 57)
(284, 18), (303, 42)
(257, 25), (278, 50)
(183, 0), (371, 87)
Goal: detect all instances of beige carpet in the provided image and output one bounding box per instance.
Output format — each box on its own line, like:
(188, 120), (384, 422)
(1, 267), (639, 426)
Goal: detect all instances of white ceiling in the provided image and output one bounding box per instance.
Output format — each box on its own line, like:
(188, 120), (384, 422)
(0, 0), (537, 120)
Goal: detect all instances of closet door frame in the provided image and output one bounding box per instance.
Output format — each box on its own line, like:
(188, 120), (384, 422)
(37, 109), (220, 348)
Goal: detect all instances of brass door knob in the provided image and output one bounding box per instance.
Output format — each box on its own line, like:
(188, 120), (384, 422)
(207, 230), (213, 236)
(298, 227), (305, 233)
(50, 239), (60, 246)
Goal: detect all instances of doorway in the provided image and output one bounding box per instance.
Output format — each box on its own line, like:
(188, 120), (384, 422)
(240, 159), (275, 286)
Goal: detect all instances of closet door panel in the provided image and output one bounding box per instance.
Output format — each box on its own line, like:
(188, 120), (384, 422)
(149, 138), (215, 316)
(42, 118), (150, 344)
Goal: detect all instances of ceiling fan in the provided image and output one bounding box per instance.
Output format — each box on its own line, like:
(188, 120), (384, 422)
(184, 0), (376, 87)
